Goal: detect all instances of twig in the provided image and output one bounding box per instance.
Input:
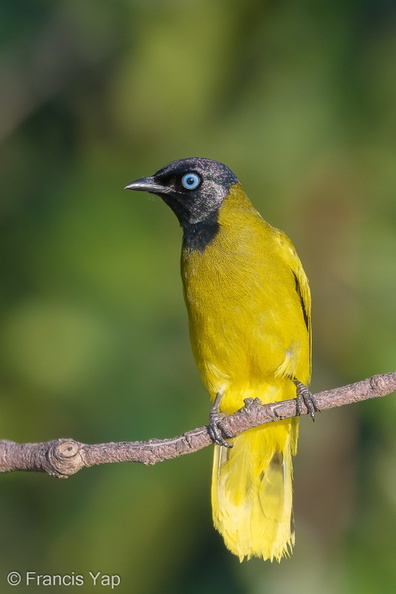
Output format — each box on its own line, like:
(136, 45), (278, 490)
(0, 372), (395, 478)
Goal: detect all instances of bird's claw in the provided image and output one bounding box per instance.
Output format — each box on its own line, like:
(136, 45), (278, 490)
(293, 379), (320, 420)
(208, 393), (233, 448)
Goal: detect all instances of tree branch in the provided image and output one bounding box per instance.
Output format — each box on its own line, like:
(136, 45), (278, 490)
(1, 372), (395, 478)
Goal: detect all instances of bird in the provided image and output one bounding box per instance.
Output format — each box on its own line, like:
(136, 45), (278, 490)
(125, 157), (315, 562)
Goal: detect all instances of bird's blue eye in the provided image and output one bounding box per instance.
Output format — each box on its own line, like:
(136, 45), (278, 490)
(181, 172), (201, 190)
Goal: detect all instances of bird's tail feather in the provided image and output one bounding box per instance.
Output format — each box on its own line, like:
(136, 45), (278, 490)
(211, 419), (297, 562)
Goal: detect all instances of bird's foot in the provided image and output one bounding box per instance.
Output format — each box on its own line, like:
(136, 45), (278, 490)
(293, 379), (320, 420)
(208, 393), (233, 448)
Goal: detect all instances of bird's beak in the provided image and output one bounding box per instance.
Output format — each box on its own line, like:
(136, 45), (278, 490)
(124, 176), (167, 194)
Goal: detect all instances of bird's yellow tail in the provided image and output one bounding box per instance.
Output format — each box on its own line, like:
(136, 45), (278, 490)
(211, 418), (297, 562)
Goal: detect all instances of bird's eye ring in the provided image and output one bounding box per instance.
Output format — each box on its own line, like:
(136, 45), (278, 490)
(181, 172), (201, 190)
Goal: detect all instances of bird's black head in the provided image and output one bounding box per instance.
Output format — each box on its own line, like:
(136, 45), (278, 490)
(125, 157), (238, 228)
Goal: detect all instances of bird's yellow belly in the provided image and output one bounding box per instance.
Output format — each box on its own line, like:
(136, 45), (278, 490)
(184, 269), (307, 413)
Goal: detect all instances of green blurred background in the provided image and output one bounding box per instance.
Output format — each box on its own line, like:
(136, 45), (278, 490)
(1, 0), (396, 592)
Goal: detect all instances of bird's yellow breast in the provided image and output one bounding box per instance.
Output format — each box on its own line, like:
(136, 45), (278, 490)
(181, 183), (310, 413)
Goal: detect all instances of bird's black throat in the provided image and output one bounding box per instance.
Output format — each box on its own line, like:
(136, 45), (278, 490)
(182, 211), (220, 252)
